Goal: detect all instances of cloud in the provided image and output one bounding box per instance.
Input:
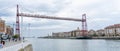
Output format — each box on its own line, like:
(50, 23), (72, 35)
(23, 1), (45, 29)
(0, 16), (15, 23)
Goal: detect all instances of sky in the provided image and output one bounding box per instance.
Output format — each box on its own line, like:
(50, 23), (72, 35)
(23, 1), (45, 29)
(0, 0), (120, 37)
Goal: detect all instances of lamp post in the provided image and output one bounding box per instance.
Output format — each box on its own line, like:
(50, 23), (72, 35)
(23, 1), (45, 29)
(28, 23), (31, 37)
(13, 24), (15, 35)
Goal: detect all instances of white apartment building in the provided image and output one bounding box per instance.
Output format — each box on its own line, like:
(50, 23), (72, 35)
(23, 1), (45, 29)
(105, 24), (120, 36)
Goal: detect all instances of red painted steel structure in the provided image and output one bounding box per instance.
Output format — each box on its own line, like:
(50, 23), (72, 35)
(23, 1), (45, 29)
(82, 14), (87, 36)
(16, 5), (20, 37)
(18, 13), (83, 22)
(16, 5), (88, 37)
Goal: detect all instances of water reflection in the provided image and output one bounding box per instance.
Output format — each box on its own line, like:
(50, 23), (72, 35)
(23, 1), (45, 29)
(106, 40), (120, 51)
(81, 40), (88, 51)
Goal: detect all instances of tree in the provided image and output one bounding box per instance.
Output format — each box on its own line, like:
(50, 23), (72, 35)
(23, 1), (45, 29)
(92, 33), (98, 37)
(101, 34), (105, 36)
(12, 34), (19, 39)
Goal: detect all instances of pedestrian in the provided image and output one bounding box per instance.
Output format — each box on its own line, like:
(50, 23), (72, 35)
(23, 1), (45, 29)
(8, 38), (11, 42)
(0, 41), (3, 48)
(1, 41), (5, 45)
(12, 38), (14, 42)
(15, 38), (17, 42)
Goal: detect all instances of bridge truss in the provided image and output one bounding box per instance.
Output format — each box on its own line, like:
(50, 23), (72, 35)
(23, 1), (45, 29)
(15, 5), (88, 37)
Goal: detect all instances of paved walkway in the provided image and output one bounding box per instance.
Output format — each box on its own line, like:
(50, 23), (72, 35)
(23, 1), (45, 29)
(4, 41), (22, 48)
(0, 41), (31, 51)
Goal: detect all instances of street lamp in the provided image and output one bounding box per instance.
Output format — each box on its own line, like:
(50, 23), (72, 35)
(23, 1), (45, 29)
(28, 23), (31, 36)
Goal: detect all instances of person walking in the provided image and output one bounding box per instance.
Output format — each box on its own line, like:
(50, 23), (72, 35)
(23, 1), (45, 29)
(1, 41), (5, 45)
(0, 41), (3, 48)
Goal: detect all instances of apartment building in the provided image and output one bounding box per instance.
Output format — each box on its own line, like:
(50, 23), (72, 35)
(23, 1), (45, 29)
(105, 24), (120, 36)
(6, 25), (14, 35)
(0, 18), (5, 34)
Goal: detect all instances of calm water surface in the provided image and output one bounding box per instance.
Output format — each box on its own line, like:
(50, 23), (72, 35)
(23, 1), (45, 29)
(26, 38), (120, 51)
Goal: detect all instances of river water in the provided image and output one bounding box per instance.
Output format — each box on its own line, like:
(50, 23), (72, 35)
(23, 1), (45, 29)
(26, 38), (120, 51)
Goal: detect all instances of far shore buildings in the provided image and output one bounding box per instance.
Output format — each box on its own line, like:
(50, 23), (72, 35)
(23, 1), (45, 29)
(105, 24), (120, 36)
(96, 29), (105, 36)
(0, 18), (13, 36)
(88, 24), (120, 37)
(88, 29), (96, 36)
(52, 27), (87, 37)
(52, 24), (120, 37)
(52, 32), (71, 37)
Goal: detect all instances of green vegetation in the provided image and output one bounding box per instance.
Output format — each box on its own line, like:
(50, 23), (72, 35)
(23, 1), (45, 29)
(18, 49), (24, 51)
(101, 34), (105, 36)
(92, 33), (98, 37)
(18, 44), (33, 51)
(12, 34), (20, 38)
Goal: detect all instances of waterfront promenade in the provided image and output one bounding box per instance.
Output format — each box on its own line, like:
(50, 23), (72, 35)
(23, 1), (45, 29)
(4, 41), (21, 47)
(0, 40), (32, 51)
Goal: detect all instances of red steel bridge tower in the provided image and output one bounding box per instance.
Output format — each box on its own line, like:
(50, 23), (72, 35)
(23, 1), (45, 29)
(82, 14), (88, 36)
(15, 5), (20, 37)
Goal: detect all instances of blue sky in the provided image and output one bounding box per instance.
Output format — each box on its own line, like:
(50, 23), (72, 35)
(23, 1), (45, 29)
(0, 0), (120, 37)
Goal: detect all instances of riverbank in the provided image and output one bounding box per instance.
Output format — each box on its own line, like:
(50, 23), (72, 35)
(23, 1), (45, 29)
(38, 36), (120, 40)
(18, 44), (33, 51)
(0, 41), (33, 51)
